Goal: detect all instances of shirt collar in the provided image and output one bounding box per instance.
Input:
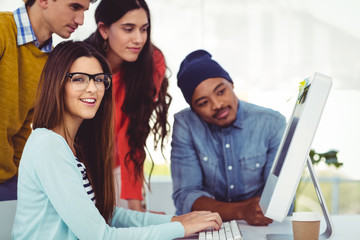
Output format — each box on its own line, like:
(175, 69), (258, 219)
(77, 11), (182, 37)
(13, 6), (53, 53)
(207, 99), (243, 131)
(232, 100), (243, 128)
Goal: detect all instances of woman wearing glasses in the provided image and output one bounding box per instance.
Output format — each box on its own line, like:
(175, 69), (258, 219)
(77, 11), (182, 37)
(12, 41), (221, 239)
(84, 0), (171, 212)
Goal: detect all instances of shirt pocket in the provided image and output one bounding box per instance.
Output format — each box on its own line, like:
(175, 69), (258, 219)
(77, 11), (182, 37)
(198, 152), (217, 192)
(239, 154), (266, 192)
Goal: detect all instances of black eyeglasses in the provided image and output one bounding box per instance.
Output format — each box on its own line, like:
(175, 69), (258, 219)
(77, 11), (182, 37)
(65, 72), (112, 91)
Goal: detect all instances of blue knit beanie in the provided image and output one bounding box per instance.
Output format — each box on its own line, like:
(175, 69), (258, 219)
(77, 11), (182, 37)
(177, 49), (233, 105)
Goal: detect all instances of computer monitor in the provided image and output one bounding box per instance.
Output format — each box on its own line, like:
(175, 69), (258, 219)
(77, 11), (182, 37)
(259, 73), (334, 239)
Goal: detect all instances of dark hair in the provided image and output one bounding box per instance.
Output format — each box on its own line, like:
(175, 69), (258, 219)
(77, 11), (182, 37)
(25, 0), (98, 8)
(33, 40), (115, 222)
(84, 0), (172, 184)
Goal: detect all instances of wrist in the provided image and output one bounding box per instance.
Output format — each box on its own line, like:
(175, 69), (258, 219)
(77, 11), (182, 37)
(233, 201), (247, 220)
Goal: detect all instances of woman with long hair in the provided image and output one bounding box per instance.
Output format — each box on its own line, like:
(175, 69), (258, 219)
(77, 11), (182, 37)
(12, 41), (221, 239)
(85, 0), (171, 211)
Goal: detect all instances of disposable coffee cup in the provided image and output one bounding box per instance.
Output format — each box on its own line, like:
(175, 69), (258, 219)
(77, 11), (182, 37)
(292, 212), (321, 240)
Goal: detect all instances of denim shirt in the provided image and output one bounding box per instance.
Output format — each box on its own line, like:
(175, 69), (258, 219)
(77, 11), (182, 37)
(170, 100), (286, 215)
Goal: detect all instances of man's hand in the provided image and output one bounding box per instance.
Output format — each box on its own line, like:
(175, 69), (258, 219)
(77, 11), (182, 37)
(191, 195), (273, 225)
(242, 196), (273, 226)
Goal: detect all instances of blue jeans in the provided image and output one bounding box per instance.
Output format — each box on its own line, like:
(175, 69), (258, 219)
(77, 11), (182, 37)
(0, 175), (17, 201)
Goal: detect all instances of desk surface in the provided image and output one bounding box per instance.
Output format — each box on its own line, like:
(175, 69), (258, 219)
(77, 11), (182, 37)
(240, 215), (360, 239)
(178, 215), (360, 239)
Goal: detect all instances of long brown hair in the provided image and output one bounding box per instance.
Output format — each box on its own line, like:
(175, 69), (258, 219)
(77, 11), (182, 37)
(33, 41), (115, 222)
(84, 0), (172, 183)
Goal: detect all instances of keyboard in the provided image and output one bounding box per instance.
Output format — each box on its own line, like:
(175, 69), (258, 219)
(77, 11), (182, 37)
(198, 220), (243, 240)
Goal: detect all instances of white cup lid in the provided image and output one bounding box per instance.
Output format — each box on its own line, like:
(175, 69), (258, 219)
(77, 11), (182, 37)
(292, 212), (321, 221)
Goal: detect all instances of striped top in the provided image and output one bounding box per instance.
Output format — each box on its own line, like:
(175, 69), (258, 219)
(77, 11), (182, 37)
(75, 158), (96, 203)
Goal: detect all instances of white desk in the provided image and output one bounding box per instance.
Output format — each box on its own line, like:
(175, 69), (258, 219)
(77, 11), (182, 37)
(178, 215), (360, 239)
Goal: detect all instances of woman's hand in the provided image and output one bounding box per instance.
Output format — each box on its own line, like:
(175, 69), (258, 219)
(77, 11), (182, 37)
(171, 211), (222, 237)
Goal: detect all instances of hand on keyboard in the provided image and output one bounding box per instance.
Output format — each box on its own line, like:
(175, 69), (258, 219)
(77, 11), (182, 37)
(171, 211), (222, 237)
(198, 220), (243, 240)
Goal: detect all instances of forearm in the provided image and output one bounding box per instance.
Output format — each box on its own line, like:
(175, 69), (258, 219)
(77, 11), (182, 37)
(127, 199), (146, 212)
(191, 196), (247, 221)
(192, 196), (272, 226)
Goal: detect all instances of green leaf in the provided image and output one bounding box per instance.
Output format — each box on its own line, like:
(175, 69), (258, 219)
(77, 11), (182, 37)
(309, 149), (343, 168)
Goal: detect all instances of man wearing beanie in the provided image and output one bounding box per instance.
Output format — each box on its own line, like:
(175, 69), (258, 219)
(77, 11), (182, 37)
(171, 50), (286, 226)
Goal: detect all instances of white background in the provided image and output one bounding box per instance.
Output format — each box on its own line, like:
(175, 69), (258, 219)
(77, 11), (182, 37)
(1, 0), (360, 180)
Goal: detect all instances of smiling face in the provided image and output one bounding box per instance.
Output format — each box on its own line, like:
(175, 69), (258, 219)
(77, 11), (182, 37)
(41, 0), (90, 39)
(64, 56), (105, 127)
(98, 8), (149, 67)
(191, 77), (239, 127)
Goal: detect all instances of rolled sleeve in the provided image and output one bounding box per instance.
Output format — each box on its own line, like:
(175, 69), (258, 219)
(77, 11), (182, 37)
(181, 191), (213, 214)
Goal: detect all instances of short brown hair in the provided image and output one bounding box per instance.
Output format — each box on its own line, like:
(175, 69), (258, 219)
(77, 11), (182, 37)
(25, 0), (98, 8)
(24, 0), (35, 7)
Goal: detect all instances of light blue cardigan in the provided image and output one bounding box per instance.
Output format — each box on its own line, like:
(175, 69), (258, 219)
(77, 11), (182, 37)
(12, 128), (184, 240)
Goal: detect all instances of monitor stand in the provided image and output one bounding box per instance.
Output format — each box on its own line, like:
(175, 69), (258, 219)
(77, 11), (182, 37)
(266, 157), (335, 240)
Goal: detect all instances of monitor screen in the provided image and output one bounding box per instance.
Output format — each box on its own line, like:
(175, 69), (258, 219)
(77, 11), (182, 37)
(259, 72), (332, 222)
(273, 103), (302, 177)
